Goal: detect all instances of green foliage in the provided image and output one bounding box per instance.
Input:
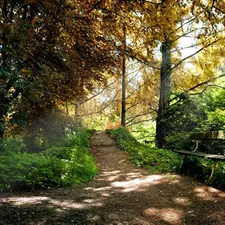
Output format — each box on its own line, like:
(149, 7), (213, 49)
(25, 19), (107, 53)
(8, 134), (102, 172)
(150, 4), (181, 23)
(0, 129), (97, 192)
(21, 110), (80, 153)
(130, 122), (156, 147)
(83, 114), (120, 130)
(210, 163), (225, 189)
(23, 136), (49, 153)
(166, 132), (192, 150)
(170, 96), (207, 132)
(65, 129), (94, 147)
(181, 156), (225, 189)
(1, 136), (26, 152)
(110, 128), (182, 173)
(163, 95), (212, 150)
(208, 109), (225, 130)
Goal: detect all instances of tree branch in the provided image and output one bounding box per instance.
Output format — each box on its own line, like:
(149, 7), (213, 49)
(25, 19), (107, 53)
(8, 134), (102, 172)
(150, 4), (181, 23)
(125, 99), (146, 112)
(172, 39), (220, 71)
(172, 28), (199, 43)
(126, 84), (145, 100)
(124, 46), (160, 70)
(188, 74), (225, 93)
(86, 0), (104, 13)
(189, 84), (225, 95)
(213, 5), (225, 14)
(126, 112), (150, 125)
(125, 119), (151, 127)
(169, 73), (225, 106)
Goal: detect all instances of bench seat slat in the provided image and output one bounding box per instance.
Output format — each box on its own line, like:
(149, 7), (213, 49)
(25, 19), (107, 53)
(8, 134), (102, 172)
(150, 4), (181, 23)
(189, 131), (225, 140)
(173, 150), (225, 160)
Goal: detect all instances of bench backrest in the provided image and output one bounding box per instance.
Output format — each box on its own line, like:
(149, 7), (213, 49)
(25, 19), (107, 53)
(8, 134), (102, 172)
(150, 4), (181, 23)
(189, 131), (225, 140)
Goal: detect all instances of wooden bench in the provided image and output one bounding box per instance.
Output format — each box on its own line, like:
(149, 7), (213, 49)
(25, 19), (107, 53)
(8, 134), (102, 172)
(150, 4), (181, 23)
(173, 131), (225, 183)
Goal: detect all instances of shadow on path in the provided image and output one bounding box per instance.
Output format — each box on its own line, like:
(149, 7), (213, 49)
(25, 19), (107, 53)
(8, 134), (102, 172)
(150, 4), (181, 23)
(0, 132), (225, 225)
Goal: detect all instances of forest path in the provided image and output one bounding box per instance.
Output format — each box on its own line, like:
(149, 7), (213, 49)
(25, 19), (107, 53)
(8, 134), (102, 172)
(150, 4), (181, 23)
(1, 131), (225, 225)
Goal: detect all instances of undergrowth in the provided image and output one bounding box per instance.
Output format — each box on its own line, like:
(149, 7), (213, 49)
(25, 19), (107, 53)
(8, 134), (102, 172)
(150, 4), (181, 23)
(0, 129), (97, 192)
(181, 156), (225, 189)
(110, 128), (225, 190)
(109, 128), (182, 173)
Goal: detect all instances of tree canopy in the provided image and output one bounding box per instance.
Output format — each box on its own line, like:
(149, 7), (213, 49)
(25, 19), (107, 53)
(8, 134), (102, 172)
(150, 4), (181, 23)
(1, 0), (225, 145)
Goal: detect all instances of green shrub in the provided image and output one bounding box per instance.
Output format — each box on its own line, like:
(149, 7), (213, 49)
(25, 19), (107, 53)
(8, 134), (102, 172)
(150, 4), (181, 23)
(65, 129), (94, 147)
(23, 135), (49, 153)
(110, 128), (182, 173)
(0, 129), (97, 192)
(129, 122), (156, 147)
(210, 162), (225, 189)
(0, 152), (60, 191)
(60, 145), (97, 185)
(180, 156), (225, 189)
(166, 132), (192, 150)
(1, 136), (26, 152)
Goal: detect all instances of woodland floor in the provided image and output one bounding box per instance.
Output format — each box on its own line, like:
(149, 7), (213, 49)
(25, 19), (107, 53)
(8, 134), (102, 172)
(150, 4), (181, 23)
(1, 132), (225, 225)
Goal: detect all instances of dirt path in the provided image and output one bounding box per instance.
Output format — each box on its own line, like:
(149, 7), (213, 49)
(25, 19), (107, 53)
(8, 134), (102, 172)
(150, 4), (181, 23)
(1, 131), (225, 225)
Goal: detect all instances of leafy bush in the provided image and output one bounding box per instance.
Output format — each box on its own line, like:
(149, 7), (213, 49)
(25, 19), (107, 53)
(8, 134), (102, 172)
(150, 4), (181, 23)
(161, 96), (208, 149)
(129, 122), (156, 147)
(181, 156), (225, 189)
(65, 129), (94, 147)
(110, 128), (182, 173)
(1, 136), (26, 152)
(23, 135), (49, 153)
(166, 132), (192, 150)
(0, 129), (97, 192)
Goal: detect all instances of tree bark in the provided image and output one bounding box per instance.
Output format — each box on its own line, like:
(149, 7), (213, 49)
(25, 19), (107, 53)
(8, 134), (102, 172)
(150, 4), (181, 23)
(65, 101), (69, 115)
(156, 39), (172, 148)
(74, 101), (82, 127)
(121, 25), (126, 127)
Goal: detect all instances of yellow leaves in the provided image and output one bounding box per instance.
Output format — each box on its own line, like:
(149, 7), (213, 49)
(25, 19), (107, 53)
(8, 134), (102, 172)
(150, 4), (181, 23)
(172, 36), (225, 92)
(135, 0), (192, 42)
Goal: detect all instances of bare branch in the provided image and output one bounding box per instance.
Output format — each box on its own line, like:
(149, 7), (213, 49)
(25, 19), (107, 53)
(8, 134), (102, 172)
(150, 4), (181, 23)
(213, 5), (225, 14)
(125, 119), (152, 127)
(125, 99), (146, 112)
(169, 73), (225, 106)
(126, 84), (145, 100)
(172, 28), (199, 43)
(171, 43), (199, 53)
(171, 12), (203, 35)
(126, 112), (150, 125)
(86, 0), (104, 13)
(172, 39), (220, 71)
(189, 84), (225, 95)
(124, 46), (160, 70)
(79, 80), (118, 104)
(188, 73), (225, 93)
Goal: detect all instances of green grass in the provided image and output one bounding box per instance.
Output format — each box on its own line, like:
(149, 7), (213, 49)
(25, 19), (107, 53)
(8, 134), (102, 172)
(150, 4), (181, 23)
(0, 129), (98, 192)
(109, 127), (182, 173)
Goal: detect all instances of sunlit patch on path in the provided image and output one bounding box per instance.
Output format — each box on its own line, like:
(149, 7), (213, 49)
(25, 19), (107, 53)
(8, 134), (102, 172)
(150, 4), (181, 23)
(0, 131), (225, 225)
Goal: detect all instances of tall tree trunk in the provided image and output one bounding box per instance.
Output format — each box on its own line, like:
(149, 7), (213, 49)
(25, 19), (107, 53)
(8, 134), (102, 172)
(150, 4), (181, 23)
(0, 29), (9, 141)
(156, 39), (172, 148)
(65, 101), (69, 115)
(74, 101), (81, 127)
(121, 25), (126, 127)
(0, 96), (8, 140)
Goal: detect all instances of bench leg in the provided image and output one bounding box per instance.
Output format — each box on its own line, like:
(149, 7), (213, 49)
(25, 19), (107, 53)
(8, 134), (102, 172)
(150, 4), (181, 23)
(179, 154), (186, 173)
(207, 160), (218, 184)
